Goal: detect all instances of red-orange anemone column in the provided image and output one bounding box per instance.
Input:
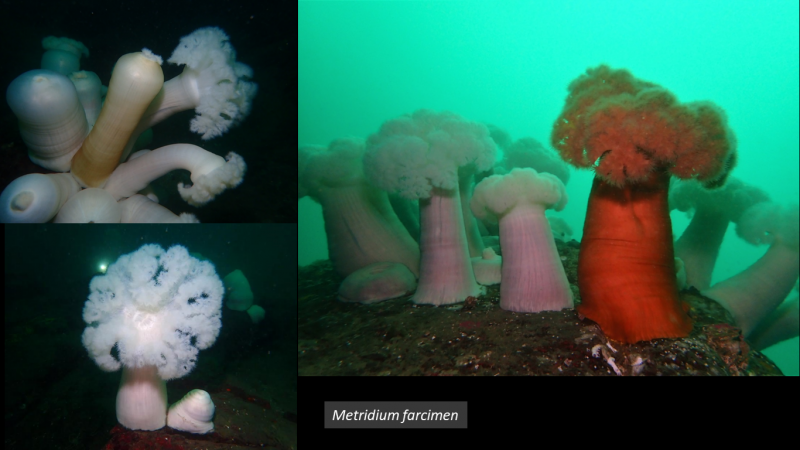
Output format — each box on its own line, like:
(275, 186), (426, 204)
(578, 169), (692, 343)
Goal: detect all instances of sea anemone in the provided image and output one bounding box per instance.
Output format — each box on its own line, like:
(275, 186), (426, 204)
(499, 137), (571, 185)
(337, 261), (417, 304)
(2, 30), (252, 223)
(166, 389), (215, 434)
(363, 109), (498, 305)
(223, 269), (267, 324)
(71, 49), (165, 188)
(669, 176), (769, 289)
(121, 27), (258, 160)
(164, 27), (257, 140)
(551, 65), (737, 342)
(68, 71), (103, 127)
(41, 36), (89, 75)
(471, 167), (573, 312)
(81, 244), (223, 430)
(702, 202), (799, 337)
(104, 145), (246, 207)
(471, 247), (502, 286)
(299, 138), (420, 277)
(223, 269), (254, 311)
(6, 69), (89, 171)
(246, 305), (266, 324)
(0, 173), (80, 223)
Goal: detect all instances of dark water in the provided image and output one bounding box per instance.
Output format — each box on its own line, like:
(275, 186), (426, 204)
(4, 224), (297, 449)
(0, 0), (296, 223)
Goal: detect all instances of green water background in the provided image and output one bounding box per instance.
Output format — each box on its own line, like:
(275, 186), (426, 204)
(299, 0), (799, 375)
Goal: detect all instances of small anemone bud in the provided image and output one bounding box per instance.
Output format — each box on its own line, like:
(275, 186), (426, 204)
(167, 389), (215, 434)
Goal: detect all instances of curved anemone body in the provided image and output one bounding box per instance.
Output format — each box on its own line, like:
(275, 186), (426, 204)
(119, 194), (199, 223)
(319, 183), (420, 278)
(703, 243), (799, 336)
(69, 71), (103, 127)
(669, 177), (770, 291)
(71, 51), (164, 188)
(577, 170), (692, 343)
(702, 202), (800, 337)
(0, 173), (80, 223)
(748, 294), (799, 350)
(55, 188), (121, 223)
(6, 70), (88, 171)
(41, 36), (89, 75)
(673, 208), (728, 290)
(104, 144), (246, 207)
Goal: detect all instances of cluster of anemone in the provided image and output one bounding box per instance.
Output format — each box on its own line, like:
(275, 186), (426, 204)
(300, 109), (577, 313)
(300, 69), (797, 353)
(362, 109), (496, 305)
(1, 27), (257, 223)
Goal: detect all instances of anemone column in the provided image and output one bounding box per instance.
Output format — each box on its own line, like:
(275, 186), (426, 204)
(319, 183), (420, 278)
(414, 187), (482, 305)
(673, 207), (729, 290)
(577, 170), (692, 343)
(116, 365), (168, 431)
(499, 203), (573, 312)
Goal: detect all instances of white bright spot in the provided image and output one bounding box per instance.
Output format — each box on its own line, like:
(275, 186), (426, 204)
(99, 263), (107, 273)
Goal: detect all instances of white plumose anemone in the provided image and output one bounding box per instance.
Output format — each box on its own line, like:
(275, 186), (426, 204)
(81, 244), (223, 431)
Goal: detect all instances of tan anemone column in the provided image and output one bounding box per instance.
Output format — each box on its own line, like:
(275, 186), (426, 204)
(71, 50), (164, 187)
